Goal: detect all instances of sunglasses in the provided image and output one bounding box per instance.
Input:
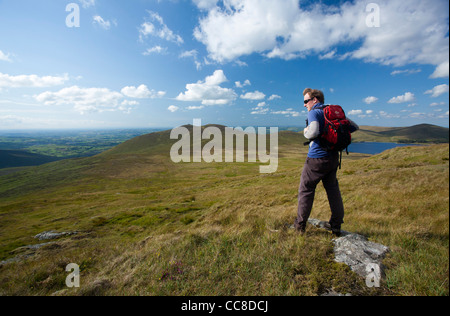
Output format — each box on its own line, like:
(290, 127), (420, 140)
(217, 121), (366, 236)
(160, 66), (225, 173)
(304, 98), (314, 104)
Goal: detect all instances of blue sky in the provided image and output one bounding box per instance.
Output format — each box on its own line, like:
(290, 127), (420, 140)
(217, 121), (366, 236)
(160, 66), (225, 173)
(0, 0), (449, 130)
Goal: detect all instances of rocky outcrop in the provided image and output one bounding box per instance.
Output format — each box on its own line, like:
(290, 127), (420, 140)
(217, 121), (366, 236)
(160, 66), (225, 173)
(308, 219), (390, 278)
(0, 231), (79, 267)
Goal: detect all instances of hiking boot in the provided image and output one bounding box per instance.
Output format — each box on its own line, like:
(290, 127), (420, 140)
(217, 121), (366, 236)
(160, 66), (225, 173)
(324, 222), (341, 237)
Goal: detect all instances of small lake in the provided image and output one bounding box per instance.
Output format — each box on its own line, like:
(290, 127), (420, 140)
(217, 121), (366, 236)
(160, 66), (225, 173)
(348, 142), (422, 155)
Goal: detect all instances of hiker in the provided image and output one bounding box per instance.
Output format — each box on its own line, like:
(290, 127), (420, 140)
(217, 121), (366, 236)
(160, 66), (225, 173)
(294, 88), (359, 236)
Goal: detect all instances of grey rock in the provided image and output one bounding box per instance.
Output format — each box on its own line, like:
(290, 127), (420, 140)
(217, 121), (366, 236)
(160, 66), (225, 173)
(333, 233), (389, 278)
(308, 218), (390, 278)
(34, 231), (78, 241)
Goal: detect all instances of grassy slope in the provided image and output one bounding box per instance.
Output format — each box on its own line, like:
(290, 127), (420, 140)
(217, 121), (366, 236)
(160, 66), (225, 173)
(0, 150), (60, 169)
(0, 129), (448, 296)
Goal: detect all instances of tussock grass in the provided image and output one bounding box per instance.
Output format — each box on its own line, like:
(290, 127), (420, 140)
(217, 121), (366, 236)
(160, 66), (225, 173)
(0, 135), (448, 296)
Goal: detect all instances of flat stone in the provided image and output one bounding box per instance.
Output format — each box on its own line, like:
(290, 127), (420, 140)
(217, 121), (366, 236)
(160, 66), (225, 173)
(308, 218), (390, 278)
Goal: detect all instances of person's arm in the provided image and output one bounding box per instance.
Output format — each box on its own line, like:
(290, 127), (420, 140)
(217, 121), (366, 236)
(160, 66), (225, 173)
(304, 121), (320, 140)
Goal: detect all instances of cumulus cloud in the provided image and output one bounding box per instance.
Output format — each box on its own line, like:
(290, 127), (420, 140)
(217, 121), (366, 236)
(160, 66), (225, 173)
(176, 70), (237, 105)
(193, 0), (449, 77)
(121, 84), (166, 99)
(34, 83), (164, 114)
(268, 94), (281, 101)
(430, 61), (449, 79)
(34, 86), (124, 114)
(168, 105), (179, 113)
(251, 101), (269, 115)
(348, 110), (363, 116)
(240, 91), (266, 100)
(0, 73), (69, 88)
(388, 92), (415, 104)
(139, 11), (183, 44)
(364, 96), (378, 104)
(235, 80), (251, 88)
(425, 84), (449, 98)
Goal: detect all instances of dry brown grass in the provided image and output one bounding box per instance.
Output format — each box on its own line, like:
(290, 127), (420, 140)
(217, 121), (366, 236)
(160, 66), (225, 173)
(0, 138), (448, 296)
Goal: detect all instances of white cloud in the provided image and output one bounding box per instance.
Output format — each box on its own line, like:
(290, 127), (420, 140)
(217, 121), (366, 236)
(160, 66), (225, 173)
(180, 50), (198, 59)
(348, 110), (363, 116)
(93, 15), (112, 30)
(240, 91), (266, 100)
(34, 86), (125, 114)
(33, 84), (161, 114)
(176, 70), (237, 105)
(251, 102), (269, 115)
(364, 96), (378, 104)
(319, 50), (337, 60)
(139, 11), (183, 45)
(78, 0), (95, 8)
(168, 105), (179, 113)
(430, 61), (449, 79)
(0, 73), (69, 88)
(391, 69), (421, 76)
(193, 0), (218, 10)
(425, 84), (449, 98)
(271, 109), (301, 117)
(251, 108), (269, 115)
(193, 0), (449, 77)
(186, 105), (205, 110)
(179, 50), (202, 70)
(0, 50), (12, 62)
(143, 46), (167, 55)
(235, 80), (251, 88)
(388, 92), (415, 104)
(121, 100), (139, 106)
(430, 102), (446, 107)
(121, 84), (165, 99)
(268, 94), (281, 101)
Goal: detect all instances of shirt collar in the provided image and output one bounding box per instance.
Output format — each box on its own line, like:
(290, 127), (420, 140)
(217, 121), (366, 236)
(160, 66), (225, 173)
(313, 103), (324, 109)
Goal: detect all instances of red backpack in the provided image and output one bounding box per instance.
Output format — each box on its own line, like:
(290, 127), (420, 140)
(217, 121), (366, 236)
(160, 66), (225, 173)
(319, 105), (352, 153)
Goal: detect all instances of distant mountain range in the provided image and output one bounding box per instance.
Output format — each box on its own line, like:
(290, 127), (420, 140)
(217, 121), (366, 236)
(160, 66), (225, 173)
(353, 124), (449, 143)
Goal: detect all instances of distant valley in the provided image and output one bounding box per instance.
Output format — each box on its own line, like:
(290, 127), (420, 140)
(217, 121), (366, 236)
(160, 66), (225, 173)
(0, 124), (448, 170)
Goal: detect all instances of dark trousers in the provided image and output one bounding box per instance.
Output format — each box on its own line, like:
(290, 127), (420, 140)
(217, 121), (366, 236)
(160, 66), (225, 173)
(295, 153), (344, 230)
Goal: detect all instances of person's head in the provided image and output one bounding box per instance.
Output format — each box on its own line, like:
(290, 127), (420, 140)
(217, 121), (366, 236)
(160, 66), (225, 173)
(303, 88), (324, 112)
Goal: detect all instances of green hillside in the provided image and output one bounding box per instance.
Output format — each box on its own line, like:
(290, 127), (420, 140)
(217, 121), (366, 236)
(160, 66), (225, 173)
(0, 150), (60, 169)
(0, 128), (448, 296)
